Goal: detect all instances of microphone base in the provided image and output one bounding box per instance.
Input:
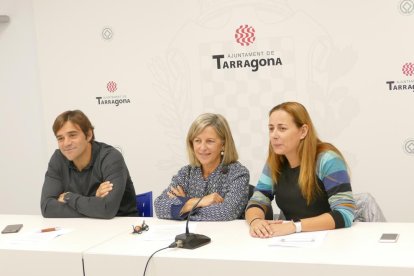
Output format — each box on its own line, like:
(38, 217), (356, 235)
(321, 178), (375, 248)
(175, 233), (211, 249)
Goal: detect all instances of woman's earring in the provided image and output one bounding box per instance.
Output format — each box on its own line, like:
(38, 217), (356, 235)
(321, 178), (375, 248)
(221, 150), (224, 156)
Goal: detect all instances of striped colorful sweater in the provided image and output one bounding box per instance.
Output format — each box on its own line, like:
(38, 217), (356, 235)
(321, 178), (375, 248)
(247, 150), (355, 228)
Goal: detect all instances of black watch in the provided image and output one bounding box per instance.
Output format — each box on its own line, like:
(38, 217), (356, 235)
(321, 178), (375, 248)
(63, 192), (72, 203)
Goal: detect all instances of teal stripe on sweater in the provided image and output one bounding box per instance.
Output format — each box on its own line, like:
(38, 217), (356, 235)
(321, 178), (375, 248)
(336, 209), (354, 227)
(317, 151), (347, 179)
(257, 173), (273, 190)
(328, 192), (355, 226)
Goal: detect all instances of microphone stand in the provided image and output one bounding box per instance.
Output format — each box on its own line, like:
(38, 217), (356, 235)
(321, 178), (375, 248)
(174, 196), (211, 249)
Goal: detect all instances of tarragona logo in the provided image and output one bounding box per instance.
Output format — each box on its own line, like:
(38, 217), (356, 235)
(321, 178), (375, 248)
(96, 81), (131, 106)
(402, 62), (414, 76)
(107, 81), (117, 93)
(385, 63), (414, 92)
(235, 25), (255, 46)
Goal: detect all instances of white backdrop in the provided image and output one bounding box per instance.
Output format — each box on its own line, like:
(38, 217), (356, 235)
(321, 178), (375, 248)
(1, 0), (413, 222)
(0, 0), (46, 215)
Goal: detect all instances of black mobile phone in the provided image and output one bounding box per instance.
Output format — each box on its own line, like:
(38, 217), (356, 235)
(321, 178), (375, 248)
(1, 224), (23, 234)
(379, 233), (399, 243)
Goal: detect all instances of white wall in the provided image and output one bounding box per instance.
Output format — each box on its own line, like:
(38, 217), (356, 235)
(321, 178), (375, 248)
(0, 0), (46, 214)
(1, 0), (413, 221)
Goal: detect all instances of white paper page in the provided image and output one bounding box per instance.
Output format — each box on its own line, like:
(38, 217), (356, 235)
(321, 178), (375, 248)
(269, 231), (328, 248)
(141, 224), (197, 241)
(7, 228), (73, 245)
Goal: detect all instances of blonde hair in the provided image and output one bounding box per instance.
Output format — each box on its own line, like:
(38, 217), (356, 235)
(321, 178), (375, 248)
(186, 113), (238, 166)
(267, 102), (346, 204)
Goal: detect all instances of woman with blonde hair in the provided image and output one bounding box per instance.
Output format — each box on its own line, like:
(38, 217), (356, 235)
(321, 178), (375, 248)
(245, 102), (355, 237)
(155, 113), (249, 220)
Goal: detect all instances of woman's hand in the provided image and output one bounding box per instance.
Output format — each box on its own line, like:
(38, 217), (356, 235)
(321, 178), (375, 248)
(167, 185), (186, 198)
(249, 219), (277, 238)
(249, 220), (296, 238)
(199, 192), (224, 207)
(268, 221), (296, 237)
(179, 192), (224, 215)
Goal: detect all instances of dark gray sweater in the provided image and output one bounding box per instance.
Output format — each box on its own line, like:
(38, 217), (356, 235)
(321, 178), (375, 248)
(41, 141), (137, 218)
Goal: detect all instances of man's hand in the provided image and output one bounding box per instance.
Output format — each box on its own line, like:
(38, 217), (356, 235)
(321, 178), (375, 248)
(58, 192), (66, 203)
(95, 181), (113, 198)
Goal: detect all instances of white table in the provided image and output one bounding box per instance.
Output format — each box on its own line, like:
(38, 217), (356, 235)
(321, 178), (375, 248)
(2, 216), (413, 276)
(83, 219), (414, 276)
(0, 214), (142, 276)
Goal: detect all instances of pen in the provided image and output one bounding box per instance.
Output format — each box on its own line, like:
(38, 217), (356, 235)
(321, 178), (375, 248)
(40, 227), (61, 233)
(280, 238), (315, 242)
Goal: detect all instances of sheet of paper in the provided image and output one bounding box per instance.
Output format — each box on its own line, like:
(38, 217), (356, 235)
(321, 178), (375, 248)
(7, 228), (73, 245)
(269, 231), (328, 248)
(141, 224), (197, 241)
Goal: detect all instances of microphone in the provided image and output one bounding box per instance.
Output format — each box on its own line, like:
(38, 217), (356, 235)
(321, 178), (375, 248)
(174, 195), (211, 249)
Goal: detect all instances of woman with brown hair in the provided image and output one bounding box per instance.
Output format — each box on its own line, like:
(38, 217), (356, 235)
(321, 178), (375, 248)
(246, 102), (355, 237)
